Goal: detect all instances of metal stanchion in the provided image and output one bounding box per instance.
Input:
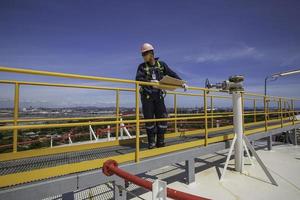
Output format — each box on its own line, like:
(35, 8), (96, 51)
(206, 75), (278, 185)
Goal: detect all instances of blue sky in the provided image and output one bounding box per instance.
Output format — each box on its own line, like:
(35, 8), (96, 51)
(0, 0), (300, 108)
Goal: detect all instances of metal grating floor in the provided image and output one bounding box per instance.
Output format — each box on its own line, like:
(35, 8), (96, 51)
(0, 120), (288, 176)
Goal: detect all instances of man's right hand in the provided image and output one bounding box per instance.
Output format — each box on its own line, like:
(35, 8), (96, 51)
(151, 80), (159, 88)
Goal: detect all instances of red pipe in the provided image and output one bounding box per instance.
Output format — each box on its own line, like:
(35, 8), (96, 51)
(103, 160), (210, 200)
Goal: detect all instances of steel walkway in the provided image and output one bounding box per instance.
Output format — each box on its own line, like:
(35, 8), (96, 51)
(0, 118), (296, 187)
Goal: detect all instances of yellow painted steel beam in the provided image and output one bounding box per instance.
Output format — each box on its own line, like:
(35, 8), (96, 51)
(0, 115), (221, 132)
(174, 94), (178, 133)
(0, 66), (211, 92)
(0, 115), (121, 123)
(0, 66), (135, 84)
(210, 96), (214, 128)
(0, 119), (135, 131)
(277, 100), (280, 119)
(253, 99), (257, 122)
(245, 92), (300, 101)
(167, 91), (234, 99)
(116, 90), (120, 140)
(1, 110), (277, 124)
(0, 80), (230, 98)
(283, 101), (287, 118)
(267, 111), (294, 114)
(244, 92), (265, 97)
(169, 113), (204, 116)
(1, 67), (299, 101)
(280, 98), (283, 128)
(264, 96), (268, 131)
(0, 79), (134, 92)
(13, 83), (20, 152)
(291, 99), (295, 125)
(203, 91), (208, 146)
(135, 83), (140, 162)
(207, 95), (231, 99)
(2, 112), (239, 124)
(167, 91), (202, 96)
(169, 111), (265, 117)
(243, 97), (256, 101)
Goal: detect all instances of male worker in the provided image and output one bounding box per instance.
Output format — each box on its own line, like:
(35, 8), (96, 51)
(136, 43), (188, 149)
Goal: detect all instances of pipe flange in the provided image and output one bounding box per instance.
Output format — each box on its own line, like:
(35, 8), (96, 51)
(103, 159), (118, 176)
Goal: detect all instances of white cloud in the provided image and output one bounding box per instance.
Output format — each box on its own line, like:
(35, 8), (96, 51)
(184, 45), (263, 63)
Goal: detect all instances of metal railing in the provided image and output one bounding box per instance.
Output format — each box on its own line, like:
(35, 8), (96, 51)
(0, 66), (299, 164)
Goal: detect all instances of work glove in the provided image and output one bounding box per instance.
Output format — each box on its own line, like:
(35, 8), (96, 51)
(151, 80), (159, 88)
(182, 83), (188, 92)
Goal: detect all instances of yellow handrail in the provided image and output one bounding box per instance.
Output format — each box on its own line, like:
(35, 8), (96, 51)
(0, 66), (299, 162)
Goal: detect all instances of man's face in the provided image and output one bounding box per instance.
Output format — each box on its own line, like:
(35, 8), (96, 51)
(142, 51), (153, 62)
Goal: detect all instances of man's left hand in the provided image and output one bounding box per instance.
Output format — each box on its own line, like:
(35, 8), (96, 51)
(182, 83), (188, 92)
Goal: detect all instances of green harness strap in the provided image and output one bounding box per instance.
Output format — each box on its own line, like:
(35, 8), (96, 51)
(144, 61), (164, 77)
(141, 61), (165, 99)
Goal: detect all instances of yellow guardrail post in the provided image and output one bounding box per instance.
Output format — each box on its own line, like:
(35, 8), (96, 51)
(287, 100), (291, 119)
(277, 100), (280, 119)
(266, 99), (270, 121)
(174, 94), (178, 133)
(285, 99), (289, 117)
(253, 99), (257, 122)
(203, 91), (208, 146)
(264, 96), (268, 131)
(279, 98), (283, 128)
(285, 100), (289, 119)
(283, 100), (287, 118)
(115, 89), (120, 141)
(286, 101), (292, 118)
(13, 82), (20, 153)
(291, 99), (295, 125)
(210, 96), (214, 128)
(135, 83), (140, 162)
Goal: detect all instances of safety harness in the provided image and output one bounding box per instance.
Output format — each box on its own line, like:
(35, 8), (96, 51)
(140, 60), (166, 99)
(143, 60), (164, 79)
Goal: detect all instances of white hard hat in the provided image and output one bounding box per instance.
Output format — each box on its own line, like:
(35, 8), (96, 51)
(141, 43), (154, 53)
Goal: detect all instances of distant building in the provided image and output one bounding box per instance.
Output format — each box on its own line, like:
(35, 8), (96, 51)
(24, 132), (38, 138)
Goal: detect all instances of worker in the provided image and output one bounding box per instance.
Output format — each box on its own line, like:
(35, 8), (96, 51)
(136, 43), (188, 149)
